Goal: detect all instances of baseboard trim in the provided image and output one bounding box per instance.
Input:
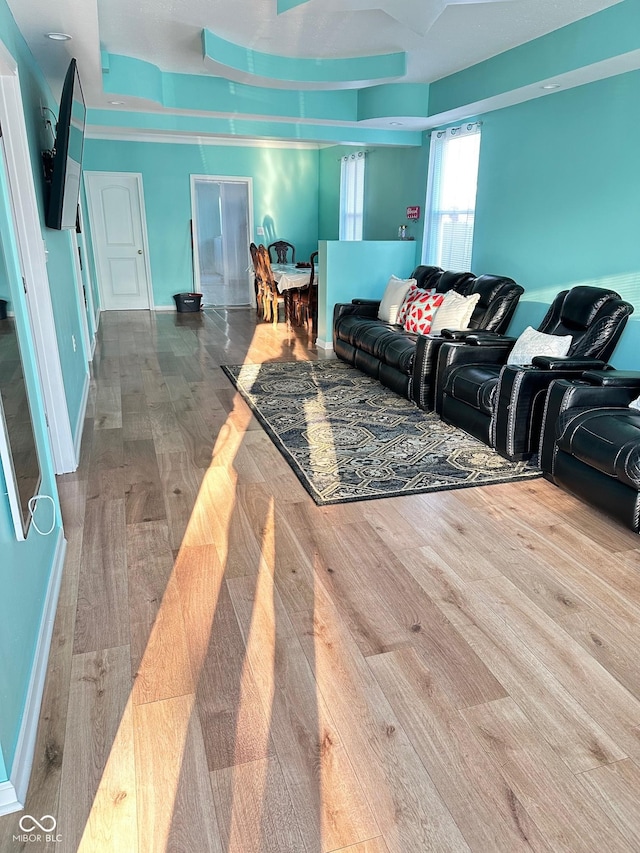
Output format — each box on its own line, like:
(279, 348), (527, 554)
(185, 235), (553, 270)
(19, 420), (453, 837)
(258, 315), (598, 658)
(0, 780), (18, 813)
(315, 337), (334, 352)
(0, 529), (67, 816)
(73, 371), (91, 465)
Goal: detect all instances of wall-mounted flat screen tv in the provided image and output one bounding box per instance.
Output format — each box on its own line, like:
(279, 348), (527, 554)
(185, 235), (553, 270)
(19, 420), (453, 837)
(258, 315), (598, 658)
(44, 58), (86, 230)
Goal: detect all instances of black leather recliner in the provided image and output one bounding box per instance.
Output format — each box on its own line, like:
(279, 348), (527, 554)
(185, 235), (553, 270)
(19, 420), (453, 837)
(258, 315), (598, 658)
(437, 286), (634, 461)
(333, 266), (523, 410)
(539, 370), (640, 532)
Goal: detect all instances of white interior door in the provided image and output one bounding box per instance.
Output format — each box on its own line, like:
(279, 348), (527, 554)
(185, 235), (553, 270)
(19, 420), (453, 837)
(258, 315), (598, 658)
(85, 172), (153, 311)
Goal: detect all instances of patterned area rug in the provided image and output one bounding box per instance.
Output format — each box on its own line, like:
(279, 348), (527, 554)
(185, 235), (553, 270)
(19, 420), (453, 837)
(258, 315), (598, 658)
(222, 360), (541, 505)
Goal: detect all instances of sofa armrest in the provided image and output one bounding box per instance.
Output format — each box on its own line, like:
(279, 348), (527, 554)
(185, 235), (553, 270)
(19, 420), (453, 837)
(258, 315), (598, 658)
(438, 341), (515, 370)
(439, 328), (483, 341)
(581, 369), (640, 388)
(351, 298), (381, 307)
(333, 301), (379, 324)
(412, 334), (447, 410)
(439, 328), (472, 341)
(461, 334), (517, 347)
(539, 377), (640, 477)
(531, 356), (607, 371)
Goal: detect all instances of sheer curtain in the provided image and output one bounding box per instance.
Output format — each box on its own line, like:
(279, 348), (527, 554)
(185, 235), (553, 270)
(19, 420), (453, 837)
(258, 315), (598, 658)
(192, 178), (251, 305)
(339, 151), (365, 240)
(422, 123), (481, 269)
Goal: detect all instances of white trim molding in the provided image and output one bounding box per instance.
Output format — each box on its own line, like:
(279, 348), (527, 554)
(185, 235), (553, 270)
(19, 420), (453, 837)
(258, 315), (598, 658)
(85, 126), (328, 149)
(315, 338), (334, 352)
(74, 372), (91, 460)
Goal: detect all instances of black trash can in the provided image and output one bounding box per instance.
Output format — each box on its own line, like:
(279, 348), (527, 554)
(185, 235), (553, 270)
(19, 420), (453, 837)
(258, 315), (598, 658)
(173, 292), (203, 313)
(0, 299), (7, 320)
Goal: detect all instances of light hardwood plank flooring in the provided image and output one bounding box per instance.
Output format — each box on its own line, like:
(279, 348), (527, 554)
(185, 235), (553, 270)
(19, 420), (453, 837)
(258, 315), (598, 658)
(2, 307), (640, 852)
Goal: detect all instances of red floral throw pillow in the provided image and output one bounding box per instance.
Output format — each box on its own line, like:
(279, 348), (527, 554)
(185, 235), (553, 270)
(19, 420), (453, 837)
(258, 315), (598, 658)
(401, 290), (445, 334)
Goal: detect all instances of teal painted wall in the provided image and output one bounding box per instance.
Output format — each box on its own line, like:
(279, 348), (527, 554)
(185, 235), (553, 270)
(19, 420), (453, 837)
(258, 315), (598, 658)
(318, 146), (342, 240)
(429, 0), (640, 116)
(317, 240), (417, 344)
(0, 1), (70, 781)
(318, 142), (429, 254)
(83, 139), (321, 307)
(471, 69), (640, 367)
(11, 38), (89, 441)
(364, 144), (429, 250)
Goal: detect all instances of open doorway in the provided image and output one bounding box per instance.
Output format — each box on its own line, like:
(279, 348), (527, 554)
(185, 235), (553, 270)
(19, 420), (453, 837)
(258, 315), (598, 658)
(190, 176), (253, 306)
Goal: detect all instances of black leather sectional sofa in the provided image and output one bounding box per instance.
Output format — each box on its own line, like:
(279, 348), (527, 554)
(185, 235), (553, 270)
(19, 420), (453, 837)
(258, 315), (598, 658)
(332, 268), (640, 533)
(333, 265), (523, 411)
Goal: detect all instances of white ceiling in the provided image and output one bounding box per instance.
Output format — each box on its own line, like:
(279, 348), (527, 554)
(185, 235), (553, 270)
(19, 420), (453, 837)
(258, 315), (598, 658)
(7, 0), (625, 134)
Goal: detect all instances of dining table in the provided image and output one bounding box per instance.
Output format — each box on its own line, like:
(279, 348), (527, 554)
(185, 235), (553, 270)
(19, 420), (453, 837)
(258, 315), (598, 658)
(271, 264), (312, 292)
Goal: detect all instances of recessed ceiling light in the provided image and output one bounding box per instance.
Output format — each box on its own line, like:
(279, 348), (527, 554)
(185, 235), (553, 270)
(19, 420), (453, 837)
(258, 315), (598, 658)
(108, 100), (125, 105)
(541, 83), (560, 90)
(45, 32), (72, 41)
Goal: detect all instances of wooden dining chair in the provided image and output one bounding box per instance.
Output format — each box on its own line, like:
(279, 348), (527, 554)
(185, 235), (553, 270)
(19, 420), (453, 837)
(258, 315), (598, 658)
(249, 242), (262, 317)
(252, 242), (271, 320)
(293, 251), (318, 341)
(258, 244), (285, 325)
(268, 240), (295, 265)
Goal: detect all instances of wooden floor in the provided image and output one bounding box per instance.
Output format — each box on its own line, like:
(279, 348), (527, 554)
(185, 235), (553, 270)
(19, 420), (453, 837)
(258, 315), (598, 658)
(2, 307), (640, 852)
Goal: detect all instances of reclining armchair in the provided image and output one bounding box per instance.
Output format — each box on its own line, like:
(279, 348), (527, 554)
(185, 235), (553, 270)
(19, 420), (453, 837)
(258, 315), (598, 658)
(437, 286), (634, 461)
(539, 370), (640, 533)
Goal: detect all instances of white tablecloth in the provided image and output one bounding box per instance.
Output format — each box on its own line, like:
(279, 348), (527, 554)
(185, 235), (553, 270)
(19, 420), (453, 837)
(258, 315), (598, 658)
(272, 264), (311, 293)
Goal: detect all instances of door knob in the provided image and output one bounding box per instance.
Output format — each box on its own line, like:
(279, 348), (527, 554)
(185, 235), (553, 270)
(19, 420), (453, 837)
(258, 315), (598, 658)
(137, 249), (143, 254)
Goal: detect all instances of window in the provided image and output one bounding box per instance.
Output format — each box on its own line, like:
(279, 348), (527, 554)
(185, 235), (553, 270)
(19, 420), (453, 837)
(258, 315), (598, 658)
(339, 151), (365, 240)
(423, 123), (481, 269)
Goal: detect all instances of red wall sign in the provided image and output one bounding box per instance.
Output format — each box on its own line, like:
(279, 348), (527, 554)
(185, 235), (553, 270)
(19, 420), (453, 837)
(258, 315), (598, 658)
(406, 206), (421, 220)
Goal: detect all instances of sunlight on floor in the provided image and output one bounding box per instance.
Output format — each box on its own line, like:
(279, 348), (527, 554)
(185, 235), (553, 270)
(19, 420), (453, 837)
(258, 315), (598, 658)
(74, 321), (324, 852)
(225, 504), (277, 851)
(304, 385), (338, 490)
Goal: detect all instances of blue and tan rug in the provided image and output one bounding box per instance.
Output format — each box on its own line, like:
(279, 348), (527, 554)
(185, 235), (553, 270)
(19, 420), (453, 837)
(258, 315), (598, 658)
(222, 360), (541, 505)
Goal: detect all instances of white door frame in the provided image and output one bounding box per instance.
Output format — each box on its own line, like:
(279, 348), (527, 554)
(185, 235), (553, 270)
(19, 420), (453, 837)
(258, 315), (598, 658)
(190, 174), (254, 304)
(0, 40), (76, 473)
(76, 203), (98, 353)
(84, 171), (154, 310)
(70, 231), (91, 360)
(80, 185), (102, 329)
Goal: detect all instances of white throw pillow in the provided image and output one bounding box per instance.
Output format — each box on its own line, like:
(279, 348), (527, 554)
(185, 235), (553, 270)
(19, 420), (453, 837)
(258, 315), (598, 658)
(377, 275), (416, 324)
(506, 326), (573, 366)
(629, 395), (640, 411)
(430, 290), (481, 335)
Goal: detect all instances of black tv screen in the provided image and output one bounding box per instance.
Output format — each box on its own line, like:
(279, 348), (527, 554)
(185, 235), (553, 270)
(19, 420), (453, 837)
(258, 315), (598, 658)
(45, 58), (86, 230)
